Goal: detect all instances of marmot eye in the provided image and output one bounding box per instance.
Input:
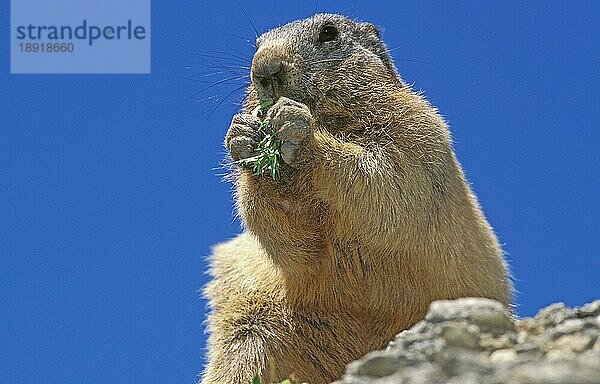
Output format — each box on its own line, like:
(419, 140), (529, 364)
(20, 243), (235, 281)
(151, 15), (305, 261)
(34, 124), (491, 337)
(319, 24), (338, 43)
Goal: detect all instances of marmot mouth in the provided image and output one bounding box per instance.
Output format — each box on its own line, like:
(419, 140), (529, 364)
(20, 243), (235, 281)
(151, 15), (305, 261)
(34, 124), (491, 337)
(252, 80), (276, 103)
(254, 89), (311, 113)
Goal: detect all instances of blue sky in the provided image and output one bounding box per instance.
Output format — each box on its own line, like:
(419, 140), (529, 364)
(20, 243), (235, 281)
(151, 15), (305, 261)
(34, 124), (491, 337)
(1, 1), (598, 383)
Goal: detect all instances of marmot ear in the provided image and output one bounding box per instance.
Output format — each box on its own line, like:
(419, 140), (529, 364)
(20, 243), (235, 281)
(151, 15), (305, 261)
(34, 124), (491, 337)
(358, 21), (397, 75)
(360, 22), (381, 39)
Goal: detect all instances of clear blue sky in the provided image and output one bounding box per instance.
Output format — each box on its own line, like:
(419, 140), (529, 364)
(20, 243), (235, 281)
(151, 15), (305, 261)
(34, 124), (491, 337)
(1, 1), (598, 383)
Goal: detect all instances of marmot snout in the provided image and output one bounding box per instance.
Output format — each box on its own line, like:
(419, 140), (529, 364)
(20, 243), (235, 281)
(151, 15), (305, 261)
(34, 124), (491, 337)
(252, 44), (300, 104)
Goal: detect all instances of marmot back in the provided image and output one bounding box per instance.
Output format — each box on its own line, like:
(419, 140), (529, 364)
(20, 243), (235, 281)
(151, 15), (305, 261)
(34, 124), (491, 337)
(202, 13), (511, 384)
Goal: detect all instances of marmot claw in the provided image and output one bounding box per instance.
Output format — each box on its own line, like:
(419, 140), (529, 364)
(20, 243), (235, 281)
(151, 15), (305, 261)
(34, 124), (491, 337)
(266, 97), (313, 168)
(224, 113), (262, 162)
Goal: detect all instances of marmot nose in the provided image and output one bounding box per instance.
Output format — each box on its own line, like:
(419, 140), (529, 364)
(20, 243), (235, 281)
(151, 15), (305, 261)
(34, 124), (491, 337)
(251, 53), (284, 90)
(253, 60), (282, 87)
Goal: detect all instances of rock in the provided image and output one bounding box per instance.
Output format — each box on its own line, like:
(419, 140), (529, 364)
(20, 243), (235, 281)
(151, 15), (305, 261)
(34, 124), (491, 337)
(425, 297), (506, 323)
(346, 351), (400, 378)
(438, 348), (493, 377)
(437, 323), (481, 349)
(425, 297), (514, 336)
(469, 308), (515, 336)
(336, 298), (600, 384)
(546, 334), (594, 353)
(536, 302), (572, 326)
(489, 348), (517, 363)
(480, 332), (516, 350)
(499, 358), (600, 384)
(579, 301), (600, 318)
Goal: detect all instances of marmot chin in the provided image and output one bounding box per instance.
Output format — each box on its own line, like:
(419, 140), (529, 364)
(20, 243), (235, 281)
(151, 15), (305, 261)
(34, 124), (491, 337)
(201, 13), (511, 384)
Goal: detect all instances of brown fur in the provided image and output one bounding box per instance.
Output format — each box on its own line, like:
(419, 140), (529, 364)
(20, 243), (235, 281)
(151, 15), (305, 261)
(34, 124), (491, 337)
(201, 14), (511, 384)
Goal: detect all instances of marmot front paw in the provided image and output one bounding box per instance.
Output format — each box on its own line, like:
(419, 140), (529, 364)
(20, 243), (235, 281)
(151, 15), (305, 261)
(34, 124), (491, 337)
(224, 113), (263, 162)
(265, 97), (313, 168)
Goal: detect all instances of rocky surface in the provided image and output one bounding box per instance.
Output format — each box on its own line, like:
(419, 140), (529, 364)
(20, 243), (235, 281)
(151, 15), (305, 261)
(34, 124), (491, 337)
(336, 298), (600, 384)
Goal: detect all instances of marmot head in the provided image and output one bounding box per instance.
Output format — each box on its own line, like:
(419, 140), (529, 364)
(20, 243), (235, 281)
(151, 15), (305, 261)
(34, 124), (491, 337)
(248, 14), (402, 114)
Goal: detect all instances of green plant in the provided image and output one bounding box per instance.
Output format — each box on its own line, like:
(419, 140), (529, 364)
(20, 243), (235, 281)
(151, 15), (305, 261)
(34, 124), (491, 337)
(237, 99), (281, 180)
(251, 374), (297, 384)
